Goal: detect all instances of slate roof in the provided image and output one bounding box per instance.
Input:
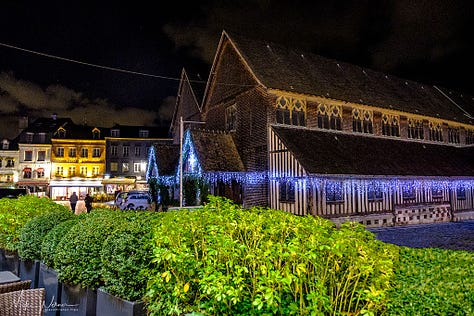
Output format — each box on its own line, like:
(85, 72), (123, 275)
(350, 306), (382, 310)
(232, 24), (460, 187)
(153, 143), (180, 176)
(109, 124), (169, 138)
(225, 31), (474, 125)
(272, 125), (474, 177)
(189, 129), (245, 172)
(15, 116), (74, 143)
(53, 123), (107, 140)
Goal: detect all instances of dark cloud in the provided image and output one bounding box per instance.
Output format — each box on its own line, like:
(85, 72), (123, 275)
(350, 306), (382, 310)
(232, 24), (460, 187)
(0, 72), (165, 139)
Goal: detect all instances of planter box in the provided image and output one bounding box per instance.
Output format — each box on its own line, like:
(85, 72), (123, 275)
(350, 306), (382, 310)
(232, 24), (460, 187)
(38, 262), (62, 316)
(2, 249), (19, 275)
(96, 287), (147, 316)
(19, 259), (40, 288)
(60, 283), (96, 316)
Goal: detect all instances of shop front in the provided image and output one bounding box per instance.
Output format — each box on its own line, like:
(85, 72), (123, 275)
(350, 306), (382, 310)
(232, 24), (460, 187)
(49, 179), (104, 201)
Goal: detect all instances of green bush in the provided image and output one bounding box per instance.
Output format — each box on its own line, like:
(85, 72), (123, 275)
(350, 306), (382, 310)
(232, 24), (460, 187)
(40, 217), (82, 268)
(386, 247), (474, 315)
(145, 196), (398, 315)
(17, 210), (75, 260)
(53, 209), (144, 289)
(0, 196), (69, 250)
(100, 212), (159, 301)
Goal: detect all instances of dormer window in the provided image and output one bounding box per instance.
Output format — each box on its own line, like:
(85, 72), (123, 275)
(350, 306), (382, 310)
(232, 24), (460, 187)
(2, 139), (9, 150)
(407, 118), (424, 140)
(276, 96), (306, 127)
(26, 132), (34, 143)
(429, 121), (443, 142)
(447, 127), (460, 144)
(138, 130), (149, 138)
(111, 129), (120, 137)
(92, 128), (100, 140)
(382, 114), (400, 137)
(317, 103), (341, 130)
(352, 109), (373, 134)
(57, 128), (66, 138)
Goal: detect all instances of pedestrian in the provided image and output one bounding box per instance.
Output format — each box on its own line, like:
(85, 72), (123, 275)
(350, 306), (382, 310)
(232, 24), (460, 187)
(84, 193), (93, 213)
(69, 192), (78, 213)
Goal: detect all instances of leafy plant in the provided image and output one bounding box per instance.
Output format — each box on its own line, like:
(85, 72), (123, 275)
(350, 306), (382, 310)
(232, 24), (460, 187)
(100, 212), (159, 301)
(40, 217), (82, 268)
(145, 196), (398, 315)
(386, 247), (474, 315)
(17, 210), (74, 260)
(0, 196), (69, 250)
(53, 209), (146, 289)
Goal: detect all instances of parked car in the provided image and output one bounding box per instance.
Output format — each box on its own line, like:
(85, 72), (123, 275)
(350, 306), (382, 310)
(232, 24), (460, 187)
(115, 191), (151, 210)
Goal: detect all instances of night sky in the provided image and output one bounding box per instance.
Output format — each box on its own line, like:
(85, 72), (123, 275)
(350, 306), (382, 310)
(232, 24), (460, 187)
(1, 1), (473, 139)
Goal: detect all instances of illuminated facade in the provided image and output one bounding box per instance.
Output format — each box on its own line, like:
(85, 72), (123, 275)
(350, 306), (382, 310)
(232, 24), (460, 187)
(0, 139), (19, 188)
(172, 31), (474, 227)
(50, 125), (106, 200)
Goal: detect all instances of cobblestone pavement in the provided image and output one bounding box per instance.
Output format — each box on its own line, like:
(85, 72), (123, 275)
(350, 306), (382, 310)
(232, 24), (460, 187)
(368, 220), (474, 252)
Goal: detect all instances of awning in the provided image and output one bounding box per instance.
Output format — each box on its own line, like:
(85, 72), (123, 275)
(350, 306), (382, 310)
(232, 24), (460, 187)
(37, 168), (44, 172)
(102, 178), (136, 185)
(23, 167), (32, 172)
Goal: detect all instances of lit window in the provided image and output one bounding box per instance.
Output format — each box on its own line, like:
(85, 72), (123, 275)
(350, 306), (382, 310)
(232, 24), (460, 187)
(110, 162), (118, 172)
(23, 168), (32, 179)
(57, 147), (64, 157)
(133, 163), (141, 173)
(81, 148), (89, 158)
(134, 147), (141, 157)
(6, 159), (14, 167)
(69, 148), (76, 157)
(402, 183), (416, 200)
(80, 166), (87, 176)
(92, 167), (99, 175)
(56, 166), (64, 177)
(92, 129), (100, 140)
(122, 163), (129, 172)
(457, 186), (466, 200)
(69, 167), (76, 177)
(92, 148), (101, 157)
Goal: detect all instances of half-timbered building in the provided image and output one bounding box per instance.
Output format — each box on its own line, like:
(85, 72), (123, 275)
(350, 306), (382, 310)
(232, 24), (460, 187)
(171, 30), (474, 226)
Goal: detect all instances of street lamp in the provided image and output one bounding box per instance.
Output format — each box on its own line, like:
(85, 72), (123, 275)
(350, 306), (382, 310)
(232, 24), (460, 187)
(179, 116), (205, 207)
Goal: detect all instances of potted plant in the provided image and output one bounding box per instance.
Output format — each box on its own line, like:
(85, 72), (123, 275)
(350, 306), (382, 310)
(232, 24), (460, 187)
(97, 212), (158, 316)
(53, 209), (131, 316)
(17, 210), (74, 288)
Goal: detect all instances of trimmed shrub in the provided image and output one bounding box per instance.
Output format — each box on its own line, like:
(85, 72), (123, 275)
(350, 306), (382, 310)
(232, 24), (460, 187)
(17, 210), (75, 260)
(100, 212), (159, 301)
(145, 196), (398, 315)
(53, 209), (145, 289)
(40, 217), (82, 268)
(0, 196), (69, 250)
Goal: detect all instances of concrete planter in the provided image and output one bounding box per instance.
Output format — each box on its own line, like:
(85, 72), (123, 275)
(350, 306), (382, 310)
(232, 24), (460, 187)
(38, 262), (62, 316)
(60, 283), (96, 316)
(19, 259), (40, 288)
(96, 287), (147, 316)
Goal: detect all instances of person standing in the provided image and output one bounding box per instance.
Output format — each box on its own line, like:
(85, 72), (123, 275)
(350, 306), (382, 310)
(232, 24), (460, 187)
(84, 193), (93, 213)
(69, 192), (78, 213)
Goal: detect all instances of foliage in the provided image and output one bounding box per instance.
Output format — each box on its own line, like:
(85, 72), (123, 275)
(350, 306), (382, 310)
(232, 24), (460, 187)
(17, 209), (74, 260)
(386, 247), (474, 315)
(145, 196), (398, 315)
(100, 212), (160, 301)
(53, 209), (134, 288)
(0, 196), (69, 250)
(40, 217), (82, 268)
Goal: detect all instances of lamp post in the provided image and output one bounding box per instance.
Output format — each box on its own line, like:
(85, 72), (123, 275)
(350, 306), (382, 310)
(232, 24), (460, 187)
(179, 116), (205, 207)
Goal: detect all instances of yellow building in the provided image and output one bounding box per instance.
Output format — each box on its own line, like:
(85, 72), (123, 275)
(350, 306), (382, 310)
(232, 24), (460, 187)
(50, 125), (106, 200)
